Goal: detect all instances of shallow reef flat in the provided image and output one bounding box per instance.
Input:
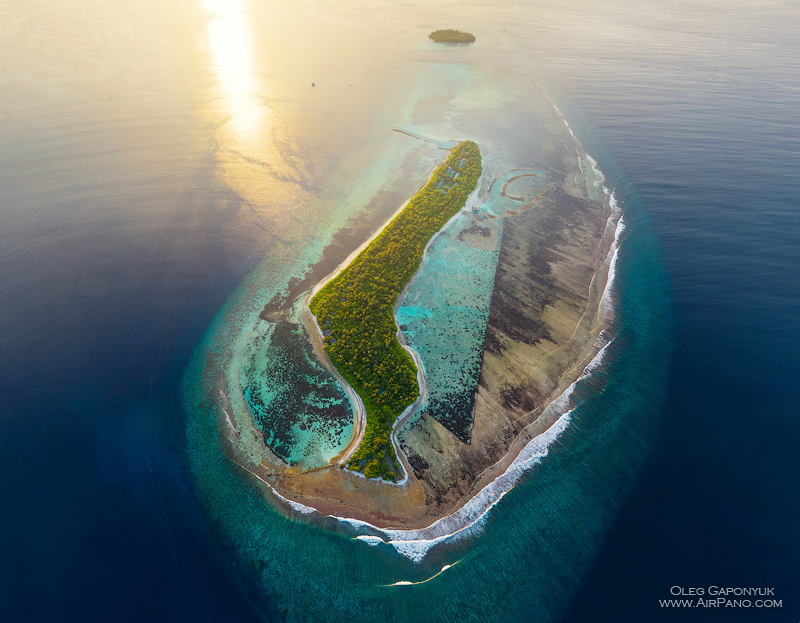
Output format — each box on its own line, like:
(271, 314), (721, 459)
(210, 63), (620, 530)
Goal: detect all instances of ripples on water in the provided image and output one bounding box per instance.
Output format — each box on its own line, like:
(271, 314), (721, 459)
(1, 0), (797, 621)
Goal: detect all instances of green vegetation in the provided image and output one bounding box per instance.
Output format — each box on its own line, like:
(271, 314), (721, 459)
(310, 141), (482, 480)
(429, 29), (476, 44)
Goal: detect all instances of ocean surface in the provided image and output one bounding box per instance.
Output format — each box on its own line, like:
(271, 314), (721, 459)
(1, 1), (797, 621)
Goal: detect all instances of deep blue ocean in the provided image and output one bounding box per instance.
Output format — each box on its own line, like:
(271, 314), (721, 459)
(1, 1), (798, 621)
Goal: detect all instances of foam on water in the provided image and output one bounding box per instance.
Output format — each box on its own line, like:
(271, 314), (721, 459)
(600, 196), (626, 317)
(273, 489), (317, 515)
(583, 337), (612, 376)
(541, 84), (611, 203)
(587, 155), (605, 186)
(609, 190), (620, 211)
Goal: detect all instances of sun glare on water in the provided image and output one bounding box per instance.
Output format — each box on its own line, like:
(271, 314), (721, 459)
(201, 0), (268, 147)
(202, 0), (250, 96)
(200, 0), (289, 214)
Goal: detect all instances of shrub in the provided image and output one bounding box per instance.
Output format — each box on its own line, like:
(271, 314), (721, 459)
(363, 459), (381, 479)
(429, 29), (476, 44)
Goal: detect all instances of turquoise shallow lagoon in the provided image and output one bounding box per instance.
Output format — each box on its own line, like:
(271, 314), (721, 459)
(242, 312), (352, 468)
(394, 166), (561, 443)
(395, 212), (501, 442)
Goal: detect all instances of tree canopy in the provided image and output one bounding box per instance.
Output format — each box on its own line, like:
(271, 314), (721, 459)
(429, 29), (476, 44)
(309, 141), (482, 480)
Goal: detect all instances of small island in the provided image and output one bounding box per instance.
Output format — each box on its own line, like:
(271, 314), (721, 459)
(309, 141), (482, 481)
(429, 29), (476, 44)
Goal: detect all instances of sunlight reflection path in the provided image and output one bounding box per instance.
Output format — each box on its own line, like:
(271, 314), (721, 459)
(202, 0), (266, 154)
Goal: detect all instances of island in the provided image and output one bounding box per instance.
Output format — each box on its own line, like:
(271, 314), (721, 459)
(208, 99), (620, 532)
(309, 141), (482, 481)
(429, 29), (476, 44)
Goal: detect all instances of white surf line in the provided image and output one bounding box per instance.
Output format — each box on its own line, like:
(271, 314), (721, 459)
(532, 80), (605, 193)
(217, 390), (238, 435)
(586, 154), (605, 187)
(516, 184), (620, 389)
(383, 560), (462, 587)
(531, 89), (626, 332)
(510, 73), (604, 197)
(228, 457), (317, 515)
(347, 405), (579, 564)
(600, 193), (625, 318)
